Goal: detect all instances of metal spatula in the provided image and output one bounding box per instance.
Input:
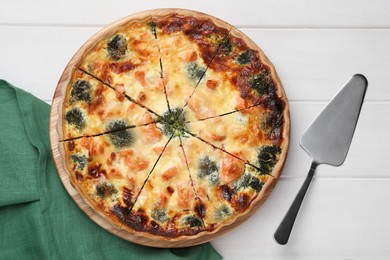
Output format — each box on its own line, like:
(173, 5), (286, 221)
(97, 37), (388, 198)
(274, 74), (368, 245)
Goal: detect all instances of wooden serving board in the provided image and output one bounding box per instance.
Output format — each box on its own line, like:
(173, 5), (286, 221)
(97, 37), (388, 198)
(49, 8), (290, 248)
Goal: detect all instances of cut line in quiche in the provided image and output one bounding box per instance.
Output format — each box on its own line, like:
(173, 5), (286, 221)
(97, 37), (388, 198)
(63, 68), (161, 140)
(51, 8), (290, 248)
(152, 13), (231, 110)
(79, 17), (168, 116)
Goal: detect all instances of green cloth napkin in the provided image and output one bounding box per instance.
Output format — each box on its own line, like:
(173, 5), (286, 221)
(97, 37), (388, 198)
(0, 80), (222, 260)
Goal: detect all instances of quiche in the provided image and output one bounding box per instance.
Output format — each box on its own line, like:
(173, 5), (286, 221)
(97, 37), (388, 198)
(53, 9), (290, 246)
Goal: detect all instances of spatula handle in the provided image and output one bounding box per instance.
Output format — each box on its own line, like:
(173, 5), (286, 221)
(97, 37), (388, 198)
(274, 161), (318, 245)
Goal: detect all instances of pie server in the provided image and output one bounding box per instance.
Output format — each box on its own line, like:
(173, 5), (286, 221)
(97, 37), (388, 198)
(274, 74), (368, 245)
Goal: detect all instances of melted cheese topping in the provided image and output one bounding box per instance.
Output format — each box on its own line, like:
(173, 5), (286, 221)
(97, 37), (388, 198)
(63, 14), (287, 238)
(181, 136), (272, 228)
(80, 21), (168, 115)
(66, 123), (170, 212)
(130, 138), (203, 233)
(63, 70), (155, 139)
(183, 65), (244, 122)
(157, 29), (209, 109)
(186, 105), (276, 169)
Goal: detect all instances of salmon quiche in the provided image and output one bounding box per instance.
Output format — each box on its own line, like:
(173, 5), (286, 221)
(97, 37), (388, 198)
(58, 9), (289, 242)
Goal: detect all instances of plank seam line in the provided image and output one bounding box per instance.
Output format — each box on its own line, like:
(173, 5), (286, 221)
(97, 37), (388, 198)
(43, 99), (390, 103)
(287, 100), (389, 104)
(2, 23), (390, 30)
(279, 176), (390, 181)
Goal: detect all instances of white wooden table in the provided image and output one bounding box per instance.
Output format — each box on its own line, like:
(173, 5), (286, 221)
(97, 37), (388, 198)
(2, 1), (389, 259)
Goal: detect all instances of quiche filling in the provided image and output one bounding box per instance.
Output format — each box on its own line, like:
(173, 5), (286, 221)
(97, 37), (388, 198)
(60, 11), (288, 239)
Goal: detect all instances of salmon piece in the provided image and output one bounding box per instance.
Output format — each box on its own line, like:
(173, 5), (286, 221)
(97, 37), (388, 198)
(206, 79), (219, 90)
(115, 83), (125, 93)
(119, 150), (149, 172)
(196, 186), (207, 200)
(118, 149), (134, 157)
(142, 113), (154, 124)
(106, 152), (116, 165)
(221, 153), (245, 183)
(161, 167), (178, 181)
(127, 102), (136, 112)
(114, 83), (125, 101)
(142, 125), (162, 144)
(98, 143), (105, 154)
(123, 155), (134, 166)
(135, 71), (147, 88)
(108, 168), (123, 179)
(184, 51), (197, 62)
(188, 95), (216, 119)
(129, 156), (149, 171)
(141, 113), (162, 143)
(158, 194), (168, 208)
(211, 134), (226, 142)
(79, 137), (90, 149)
(79, 137), (98, 155)
(152, 146), (165, 154)
(235, 96), (247, 110)
(176, 182), (194, 208)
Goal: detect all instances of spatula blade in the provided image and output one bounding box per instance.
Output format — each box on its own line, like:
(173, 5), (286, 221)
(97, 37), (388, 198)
(300, 74), (367, 166)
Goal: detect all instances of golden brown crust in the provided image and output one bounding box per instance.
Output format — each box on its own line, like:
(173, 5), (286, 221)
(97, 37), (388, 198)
(53, 8), (290, 246)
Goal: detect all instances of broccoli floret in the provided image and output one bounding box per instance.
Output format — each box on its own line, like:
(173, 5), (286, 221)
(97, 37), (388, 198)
(198, 156), (219, 185)
(197, 156), (219, 183)
(71, 80), (92, 103)
(71, 154), (87, 170)
(187, 62), (205, 81)
(219, 37), (232, 56)
(257, 145), (282, 174)
(107, 120), (133, 148)
(249, 177), (263, 192)
(232, 171), (263, 192)
(248, 72), (275, 96)
(65, 108), (85, 130)
(215, 205), (232, 221)
(147, 21), (157, 39)
(232, 172), (251, 190)
(107, 34), (127, 60)
(96, 181), (117, 198)
(208, 171), (219, 185)
(260, 111), (282, 139)
(183, 215), (203, 227)
(236, 50), (252, 64)
(161, 109), (187, 137)
(198, 156), (218, 176)
(260, 98), (285, 139)
(108, 120), (128, 131)
(152, 209), (168, 223)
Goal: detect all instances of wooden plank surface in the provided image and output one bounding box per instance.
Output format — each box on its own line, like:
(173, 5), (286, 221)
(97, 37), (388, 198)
(213, 179), (390, 259)
(2, 0), (390, 27)
(285, 102), (389, 178)
(1, 0), (390, 258)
